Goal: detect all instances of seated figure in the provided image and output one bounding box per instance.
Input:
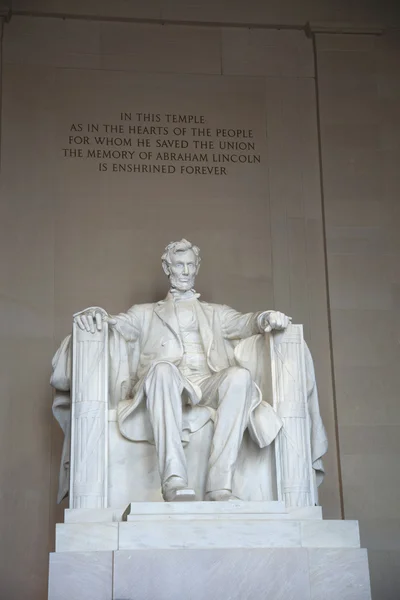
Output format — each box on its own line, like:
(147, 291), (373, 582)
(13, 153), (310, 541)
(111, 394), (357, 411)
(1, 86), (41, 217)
(51, 239), (328, 505)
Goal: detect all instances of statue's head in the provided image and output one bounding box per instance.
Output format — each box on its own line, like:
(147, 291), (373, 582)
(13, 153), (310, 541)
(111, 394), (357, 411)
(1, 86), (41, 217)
(162, 239), (201, 292)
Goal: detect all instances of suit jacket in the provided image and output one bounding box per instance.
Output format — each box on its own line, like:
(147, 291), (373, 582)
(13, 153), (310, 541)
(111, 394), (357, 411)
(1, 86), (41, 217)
(114, 293), (282, 446)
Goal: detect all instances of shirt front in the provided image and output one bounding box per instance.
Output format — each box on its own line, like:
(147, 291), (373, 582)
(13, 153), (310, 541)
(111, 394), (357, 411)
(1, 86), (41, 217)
(172, 291), (211, 384)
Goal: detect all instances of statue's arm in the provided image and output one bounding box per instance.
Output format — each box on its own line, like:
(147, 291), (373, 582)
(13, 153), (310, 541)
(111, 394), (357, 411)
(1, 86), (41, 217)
(110, 306), (142, 342)
(220, 305), (291, 339)
(219, 305), (268, 340)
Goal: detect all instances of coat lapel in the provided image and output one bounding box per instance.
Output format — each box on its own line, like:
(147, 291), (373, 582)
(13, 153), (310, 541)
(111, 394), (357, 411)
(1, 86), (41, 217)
(154, 294), (181, 340)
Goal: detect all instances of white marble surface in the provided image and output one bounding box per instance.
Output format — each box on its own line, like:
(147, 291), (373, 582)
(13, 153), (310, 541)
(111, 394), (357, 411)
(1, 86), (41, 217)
(309, 548), (371, 600)
(55, 522), (118, 552)
(270, 325), (316, 507)
(126, 513), (315, 522)
(118, 519), (302, 550)
(113, 548), (311, 600)
(70, 313), (109, 509)
(48, 551), (112, 600)
(125, 500), (287, 516)
(108, 421), (278, 504)
(48, 547), (372, 599)
(64, 502), (323, 523)
(56, 515), (361, 552)
(49, 512), (371, 599)
(301, 519), (360, 548)
(64, 507), (124, 523)
(48, 547), (372, 600)
(287, 506), (323, 520)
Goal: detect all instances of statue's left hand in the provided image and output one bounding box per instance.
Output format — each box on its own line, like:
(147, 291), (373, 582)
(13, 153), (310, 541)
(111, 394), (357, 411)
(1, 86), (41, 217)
(263, 311), (291, 333)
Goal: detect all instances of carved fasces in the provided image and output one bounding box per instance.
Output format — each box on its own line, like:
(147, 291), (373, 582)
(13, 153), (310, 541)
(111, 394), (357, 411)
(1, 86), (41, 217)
(270, 324), (315, 508)
(70, 309), (109, 509)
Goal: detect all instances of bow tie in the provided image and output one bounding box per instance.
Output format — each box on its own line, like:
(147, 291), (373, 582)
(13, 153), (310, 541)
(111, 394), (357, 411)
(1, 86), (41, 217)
(170, 289), (201, 302)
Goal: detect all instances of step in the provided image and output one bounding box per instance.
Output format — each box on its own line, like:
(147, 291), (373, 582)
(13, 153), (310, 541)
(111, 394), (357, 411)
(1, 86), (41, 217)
(64, 501), (322, 523)
(55, 518), (360, 552)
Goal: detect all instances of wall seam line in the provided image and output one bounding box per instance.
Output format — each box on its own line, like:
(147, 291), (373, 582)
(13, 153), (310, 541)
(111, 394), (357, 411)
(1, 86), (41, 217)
(311, 32), (345, 519)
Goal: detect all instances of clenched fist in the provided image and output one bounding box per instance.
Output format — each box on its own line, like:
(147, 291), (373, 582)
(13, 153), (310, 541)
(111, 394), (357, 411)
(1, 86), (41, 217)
(261, 311), (291, 333)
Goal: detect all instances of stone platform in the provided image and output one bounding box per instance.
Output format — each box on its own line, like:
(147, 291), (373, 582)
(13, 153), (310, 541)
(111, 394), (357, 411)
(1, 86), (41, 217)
(48, 502), (372, 600)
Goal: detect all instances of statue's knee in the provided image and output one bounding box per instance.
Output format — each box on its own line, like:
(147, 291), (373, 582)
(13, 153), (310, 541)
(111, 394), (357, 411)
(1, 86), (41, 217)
(152, 362), (176, 379)
(146, 362), (178, 393)
(145, 362), (182, 405)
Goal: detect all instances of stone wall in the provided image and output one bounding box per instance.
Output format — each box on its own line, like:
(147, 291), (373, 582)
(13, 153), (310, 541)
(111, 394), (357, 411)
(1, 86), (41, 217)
(0, 4), (399, 599)
(316, 30), (400, 599)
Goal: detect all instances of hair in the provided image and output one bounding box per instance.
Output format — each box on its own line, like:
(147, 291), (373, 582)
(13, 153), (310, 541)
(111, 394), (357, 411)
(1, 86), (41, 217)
(161, 239), (201, 270)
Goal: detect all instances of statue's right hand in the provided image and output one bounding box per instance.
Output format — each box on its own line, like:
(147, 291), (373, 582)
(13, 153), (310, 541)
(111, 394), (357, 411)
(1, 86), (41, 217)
(73, 307), (117, 333)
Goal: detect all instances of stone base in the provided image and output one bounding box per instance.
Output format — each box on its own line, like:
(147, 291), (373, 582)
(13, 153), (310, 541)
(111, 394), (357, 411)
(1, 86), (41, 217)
(48, 502), (372, 600)
(48, 547), (371, 600)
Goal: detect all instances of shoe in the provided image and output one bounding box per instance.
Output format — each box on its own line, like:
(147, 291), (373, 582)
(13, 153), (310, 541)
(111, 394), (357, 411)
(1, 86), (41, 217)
(162, 476), (196, 502)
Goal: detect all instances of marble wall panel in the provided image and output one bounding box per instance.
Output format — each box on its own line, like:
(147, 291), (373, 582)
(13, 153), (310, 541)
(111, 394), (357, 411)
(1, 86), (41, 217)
(317, 34), (377, 53)
(222, 28), (314, 78)
(48, 551), (113, 600)
(367, 550), (400, 600)
(4, 16), (103, 69)
(56, 523), (119, 552)
(318, 49), (377, 79)
(318, 77), (380, 127)
(309, 548), (371, 600)
(340, 454), (400, 520)
(99, 22), (221, 74)
(334, 364), (400, 427)
(301, 520), (360, 548)
(339, 425), (400, 457)
(359, 519), (400, 552)
(118, 520), (301, 550)
(114, 548), (311, 600)
(328, 255), (392, 311)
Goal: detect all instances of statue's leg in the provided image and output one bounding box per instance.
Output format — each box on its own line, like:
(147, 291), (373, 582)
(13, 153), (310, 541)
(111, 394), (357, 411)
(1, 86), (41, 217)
(201, 367), (253, 499)
(145, 362), (193, 500)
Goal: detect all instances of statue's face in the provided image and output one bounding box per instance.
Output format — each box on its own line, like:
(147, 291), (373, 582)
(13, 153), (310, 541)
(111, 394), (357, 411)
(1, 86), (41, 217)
(167, 249), (198, 291)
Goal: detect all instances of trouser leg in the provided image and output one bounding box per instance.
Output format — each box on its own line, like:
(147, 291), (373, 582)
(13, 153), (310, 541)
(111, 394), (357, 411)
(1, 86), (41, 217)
(202, 367), (254, 493)
(145, 362), (187, 487)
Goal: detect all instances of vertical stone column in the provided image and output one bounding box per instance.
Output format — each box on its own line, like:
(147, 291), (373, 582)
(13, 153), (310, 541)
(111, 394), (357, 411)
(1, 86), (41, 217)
(70, 312), (109, 509)
(270, 324), (315, 507)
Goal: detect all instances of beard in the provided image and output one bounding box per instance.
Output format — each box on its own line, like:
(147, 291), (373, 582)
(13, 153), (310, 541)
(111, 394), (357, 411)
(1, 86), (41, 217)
(169, 273), (196, 292)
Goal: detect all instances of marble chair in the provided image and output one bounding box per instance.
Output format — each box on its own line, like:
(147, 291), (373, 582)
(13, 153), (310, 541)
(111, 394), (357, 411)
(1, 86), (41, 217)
(66, 321), (319, 510)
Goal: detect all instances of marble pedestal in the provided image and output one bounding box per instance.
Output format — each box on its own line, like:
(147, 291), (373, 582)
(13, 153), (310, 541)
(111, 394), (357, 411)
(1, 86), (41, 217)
(48, 501), (372, 600)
